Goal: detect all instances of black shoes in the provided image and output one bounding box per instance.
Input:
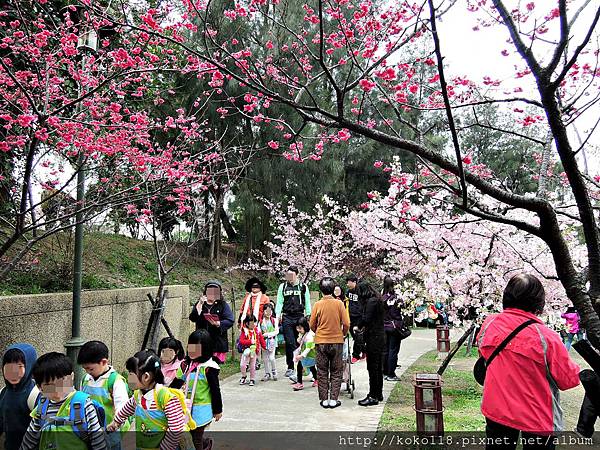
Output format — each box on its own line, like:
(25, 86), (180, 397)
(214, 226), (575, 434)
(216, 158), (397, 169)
(358, 396), (380, 406)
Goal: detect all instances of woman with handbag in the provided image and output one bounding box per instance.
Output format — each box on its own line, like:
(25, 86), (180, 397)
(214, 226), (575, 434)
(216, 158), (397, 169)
(381, 276), (409, 382)
(476, 273), (580, 449)
(356, 281), (385, 406)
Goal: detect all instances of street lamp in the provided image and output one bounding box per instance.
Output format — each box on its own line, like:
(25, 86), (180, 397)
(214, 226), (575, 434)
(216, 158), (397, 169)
(61, 5), (98, 388)
(413, 373), (444, 435)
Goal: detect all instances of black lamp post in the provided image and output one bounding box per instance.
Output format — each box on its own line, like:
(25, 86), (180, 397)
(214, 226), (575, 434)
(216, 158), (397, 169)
(61, 5), (98, 388)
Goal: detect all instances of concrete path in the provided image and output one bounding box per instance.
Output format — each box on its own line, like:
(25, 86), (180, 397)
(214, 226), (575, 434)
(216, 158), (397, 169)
(210, 328), (440, 432)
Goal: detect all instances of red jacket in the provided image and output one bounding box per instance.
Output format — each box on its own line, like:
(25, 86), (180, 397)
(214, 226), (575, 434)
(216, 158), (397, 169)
(477, 308), (580, 434)
(239, 327), (266, 355)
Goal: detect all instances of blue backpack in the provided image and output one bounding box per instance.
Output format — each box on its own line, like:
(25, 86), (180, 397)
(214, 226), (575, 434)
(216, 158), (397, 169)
(38, 391), (107, 442)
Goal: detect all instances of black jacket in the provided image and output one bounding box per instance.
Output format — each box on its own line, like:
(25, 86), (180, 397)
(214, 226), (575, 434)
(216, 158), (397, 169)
(347, 288), (362, 320)
(189, 300), (235, 354)
(358, 296), (385, 343)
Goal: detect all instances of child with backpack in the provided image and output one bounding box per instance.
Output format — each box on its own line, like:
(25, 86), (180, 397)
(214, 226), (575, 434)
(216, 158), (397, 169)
(172, 330), (223, 450)
(158, 337), (185, 387)
(238, 315), (267, 386)
(260, 302), (279, 381)
(290, 316), (317, 391)
(0, 343), (40, 450)
(19, 352), (108, 450)
(78, 340), (130, 450)
(107, 350), (194, 450)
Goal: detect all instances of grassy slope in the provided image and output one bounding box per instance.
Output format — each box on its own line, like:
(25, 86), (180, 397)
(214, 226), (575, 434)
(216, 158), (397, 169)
(0, 231), (259, 300)
(379, 347), (589, 433)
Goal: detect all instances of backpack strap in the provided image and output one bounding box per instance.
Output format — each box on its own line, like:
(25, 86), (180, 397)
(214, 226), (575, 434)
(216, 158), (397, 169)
(69, 391), (90, 440)
(107, 371), (118, 396)
(300, 284), (306, 307)
(485, 319), (537, 368)
(38, 397), (51, 428)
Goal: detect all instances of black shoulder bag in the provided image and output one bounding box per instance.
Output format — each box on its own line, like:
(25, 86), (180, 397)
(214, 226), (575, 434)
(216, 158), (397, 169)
(474, 318), (537, 386)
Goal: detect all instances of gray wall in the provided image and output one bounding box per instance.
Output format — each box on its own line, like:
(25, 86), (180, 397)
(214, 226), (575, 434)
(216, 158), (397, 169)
(0, 285), (191, 378)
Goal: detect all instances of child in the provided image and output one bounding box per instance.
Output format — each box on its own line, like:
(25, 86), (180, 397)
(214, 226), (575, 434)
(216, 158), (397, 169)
(238, 315), (266, 386)
(78, 340), (130, 450)
(173, 330), (223, 450)
(0, 343), (39, 450)
(158, 337), (185, 387)
(291, 317), (317, 391)
(108, 350), (189, 450)
(562, 306), (584, 351)
(20, 352), (107, 450)
(260, 303), (279, 381)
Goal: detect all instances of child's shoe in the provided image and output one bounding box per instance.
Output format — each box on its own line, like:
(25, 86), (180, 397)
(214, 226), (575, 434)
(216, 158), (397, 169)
(261, 373), (271, 382)
(239, 377), (247, 385)
(291, 383), (304, 391)
(312, 379), (318, 388)
(249, 380), (256, 387)
(272, 372), (278, 381)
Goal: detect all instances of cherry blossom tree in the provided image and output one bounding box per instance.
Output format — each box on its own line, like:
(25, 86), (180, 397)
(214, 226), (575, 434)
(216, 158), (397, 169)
(0, 1), (243, 279)
(348, 159), (587, 326)
(234, 196), (371, 282)
(107, 0), (600, 344)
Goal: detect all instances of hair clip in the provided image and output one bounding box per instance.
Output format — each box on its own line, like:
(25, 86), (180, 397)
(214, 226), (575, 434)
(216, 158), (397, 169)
(155, 361), (160, 368)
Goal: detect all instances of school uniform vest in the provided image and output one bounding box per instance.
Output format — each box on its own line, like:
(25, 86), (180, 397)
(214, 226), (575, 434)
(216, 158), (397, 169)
(176, 359), (219, 428)
(134, 388), (172, 450)
(35, 391), (88, 450)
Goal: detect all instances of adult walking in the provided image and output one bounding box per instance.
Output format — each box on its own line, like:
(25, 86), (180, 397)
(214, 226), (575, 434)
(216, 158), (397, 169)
(276, 266), (312, 378)
(356, 281), (385, 406)
(310, 277), (350, 409)
(237, 277), (271, 326)
(189, 280), (235, 364)
(381, 276), (404, 382)
(346, 274), (365, 363)
(477, 273), (580, 449)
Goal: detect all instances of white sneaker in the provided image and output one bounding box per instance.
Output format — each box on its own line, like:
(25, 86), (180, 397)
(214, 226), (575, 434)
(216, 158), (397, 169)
(262, 373), (271, 382)
(328, 399), (337, 407)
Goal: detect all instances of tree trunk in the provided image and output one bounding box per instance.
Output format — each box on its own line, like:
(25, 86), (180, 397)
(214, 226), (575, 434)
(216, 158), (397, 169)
(209, 187), (224, 264)
(220, 207), (237, 240)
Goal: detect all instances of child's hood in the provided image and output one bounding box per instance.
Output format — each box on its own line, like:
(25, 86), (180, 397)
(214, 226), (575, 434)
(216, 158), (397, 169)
(3, 343), (37, 390)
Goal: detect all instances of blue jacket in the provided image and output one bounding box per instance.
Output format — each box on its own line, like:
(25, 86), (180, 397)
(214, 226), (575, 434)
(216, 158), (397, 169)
(0, 343), (38, 450)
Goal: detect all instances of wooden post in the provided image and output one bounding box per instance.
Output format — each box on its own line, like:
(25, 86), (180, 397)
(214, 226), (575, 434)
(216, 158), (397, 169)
(437, 324), (476, 375)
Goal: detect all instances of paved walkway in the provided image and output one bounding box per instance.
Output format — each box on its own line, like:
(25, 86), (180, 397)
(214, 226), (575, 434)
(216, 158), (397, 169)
(210, 328), (441, 432)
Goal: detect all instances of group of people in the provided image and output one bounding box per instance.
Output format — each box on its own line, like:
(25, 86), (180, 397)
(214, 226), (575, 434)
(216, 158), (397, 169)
(9, 269), (595, 450)
(0, 329), (223, 450)
(0, 267), (414, 450)
(193, 267), (410, 408)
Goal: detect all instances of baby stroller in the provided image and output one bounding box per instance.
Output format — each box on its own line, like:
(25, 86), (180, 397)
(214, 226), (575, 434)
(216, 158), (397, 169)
(342, 333), (356, 398)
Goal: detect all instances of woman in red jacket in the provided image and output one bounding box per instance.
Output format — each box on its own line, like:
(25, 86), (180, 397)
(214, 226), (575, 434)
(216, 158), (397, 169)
(477, 273), (580, 449)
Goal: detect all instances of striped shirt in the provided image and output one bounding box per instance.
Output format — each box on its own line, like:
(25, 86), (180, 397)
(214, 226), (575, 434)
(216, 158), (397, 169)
(113, 385), (184, 450)
(19, 392), (107, 450)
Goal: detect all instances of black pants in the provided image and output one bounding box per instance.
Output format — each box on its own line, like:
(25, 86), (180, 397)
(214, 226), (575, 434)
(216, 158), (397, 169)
(576, 394), (597, 438)
(191, 426), (212, 450)
(282, 315), (301, 369)
(382, 330), (402, 377)
(349, 320), (365, 358)
(297, 360), (317, 383)
(485, 418), (555, 450)
(365, 337), (384, 399)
